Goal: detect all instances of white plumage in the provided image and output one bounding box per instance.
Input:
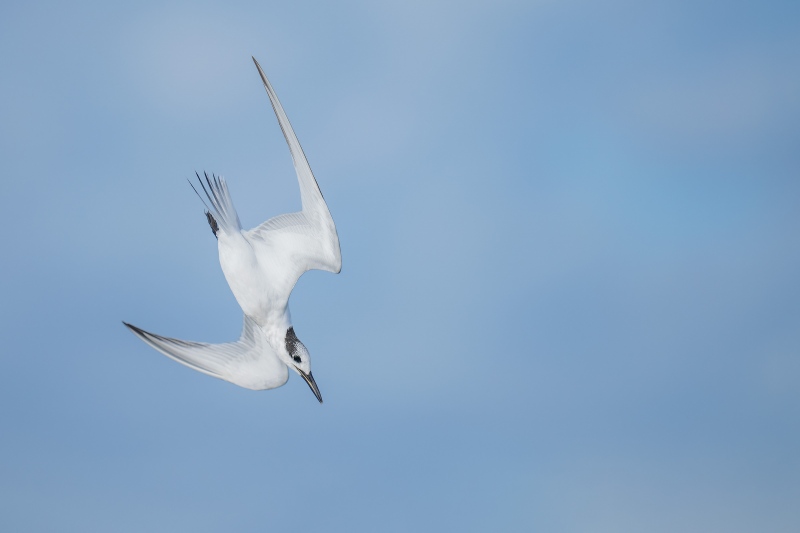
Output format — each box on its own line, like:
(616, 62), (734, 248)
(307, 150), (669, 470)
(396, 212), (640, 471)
(124, 57), (340, 403)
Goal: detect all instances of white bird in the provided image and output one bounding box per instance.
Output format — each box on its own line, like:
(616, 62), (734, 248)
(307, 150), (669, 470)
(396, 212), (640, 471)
(124, 57), (341, 403)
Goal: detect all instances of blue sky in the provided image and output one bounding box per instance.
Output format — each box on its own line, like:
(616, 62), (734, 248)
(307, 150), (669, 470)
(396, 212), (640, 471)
(1, 0), (799, 531)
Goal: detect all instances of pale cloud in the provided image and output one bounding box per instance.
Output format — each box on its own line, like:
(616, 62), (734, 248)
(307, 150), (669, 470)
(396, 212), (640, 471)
(628, 45), (800, 143)
(119, 4), (268, 119)
(539, 454), (800, 533)
(762, 329), (800, 400)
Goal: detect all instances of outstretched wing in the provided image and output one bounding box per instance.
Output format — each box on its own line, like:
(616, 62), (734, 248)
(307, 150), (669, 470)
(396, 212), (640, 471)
(123, 315), (288, 390)
(247, 57), (341, 290)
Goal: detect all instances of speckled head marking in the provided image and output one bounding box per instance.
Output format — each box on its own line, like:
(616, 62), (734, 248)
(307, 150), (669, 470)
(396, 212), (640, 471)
(283, 327), (322, 403)
(285, 327), (302, 363)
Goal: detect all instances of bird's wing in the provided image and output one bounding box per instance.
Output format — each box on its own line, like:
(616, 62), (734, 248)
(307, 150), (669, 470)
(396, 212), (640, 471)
(247, 57), (341, 285)
(123, 315), (283, 389)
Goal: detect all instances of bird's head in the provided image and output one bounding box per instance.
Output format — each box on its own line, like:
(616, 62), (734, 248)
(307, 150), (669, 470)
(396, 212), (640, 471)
(282, 327), (322, 403)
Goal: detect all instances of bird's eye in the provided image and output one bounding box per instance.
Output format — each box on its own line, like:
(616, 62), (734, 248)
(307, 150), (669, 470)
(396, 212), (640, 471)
(293, 355), (302, 363)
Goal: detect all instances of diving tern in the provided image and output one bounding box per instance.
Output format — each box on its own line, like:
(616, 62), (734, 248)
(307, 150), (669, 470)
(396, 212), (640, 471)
(124, 57), (341, 403)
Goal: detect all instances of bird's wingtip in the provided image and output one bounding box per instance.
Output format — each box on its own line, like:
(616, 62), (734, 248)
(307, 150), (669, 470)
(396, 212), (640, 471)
(122, 321), (142, 334)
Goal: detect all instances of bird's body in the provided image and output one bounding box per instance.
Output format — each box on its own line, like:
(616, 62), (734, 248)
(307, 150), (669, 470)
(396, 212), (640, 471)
(124, 57), (340, 402)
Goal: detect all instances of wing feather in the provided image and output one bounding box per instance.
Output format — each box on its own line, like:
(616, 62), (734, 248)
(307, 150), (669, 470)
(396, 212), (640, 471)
(123, 315), (287, 390)
(250, 57), (342, 281)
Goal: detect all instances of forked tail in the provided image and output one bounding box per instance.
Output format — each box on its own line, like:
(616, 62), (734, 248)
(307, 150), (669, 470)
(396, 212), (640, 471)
(189, 172), (242, 238)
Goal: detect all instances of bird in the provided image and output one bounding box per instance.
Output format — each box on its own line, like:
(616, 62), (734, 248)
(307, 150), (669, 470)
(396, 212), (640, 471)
(123, 57), (341, 403)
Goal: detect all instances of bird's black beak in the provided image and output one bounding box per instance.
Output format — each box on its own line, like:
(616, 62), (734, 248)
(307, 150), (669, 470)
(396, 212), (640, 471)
(298, 369), (323, 403)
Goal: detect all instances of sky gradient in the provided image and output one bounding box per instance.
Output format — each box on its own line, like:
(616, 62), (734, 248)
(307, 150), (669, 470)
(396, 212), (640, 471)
(1, 0), (799, 531)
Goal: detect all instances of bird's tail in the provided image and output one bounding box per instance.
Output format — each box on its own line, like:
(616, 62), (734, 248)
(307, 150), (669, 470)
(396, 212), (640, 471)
(189, 172), (242, 237)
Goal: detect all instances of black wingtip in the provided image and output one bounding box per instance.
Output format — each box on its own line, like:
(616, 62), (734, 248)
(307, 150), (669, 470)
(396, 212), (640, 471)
(188, 174), (212, 213)
(205, 210), (219, 238)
